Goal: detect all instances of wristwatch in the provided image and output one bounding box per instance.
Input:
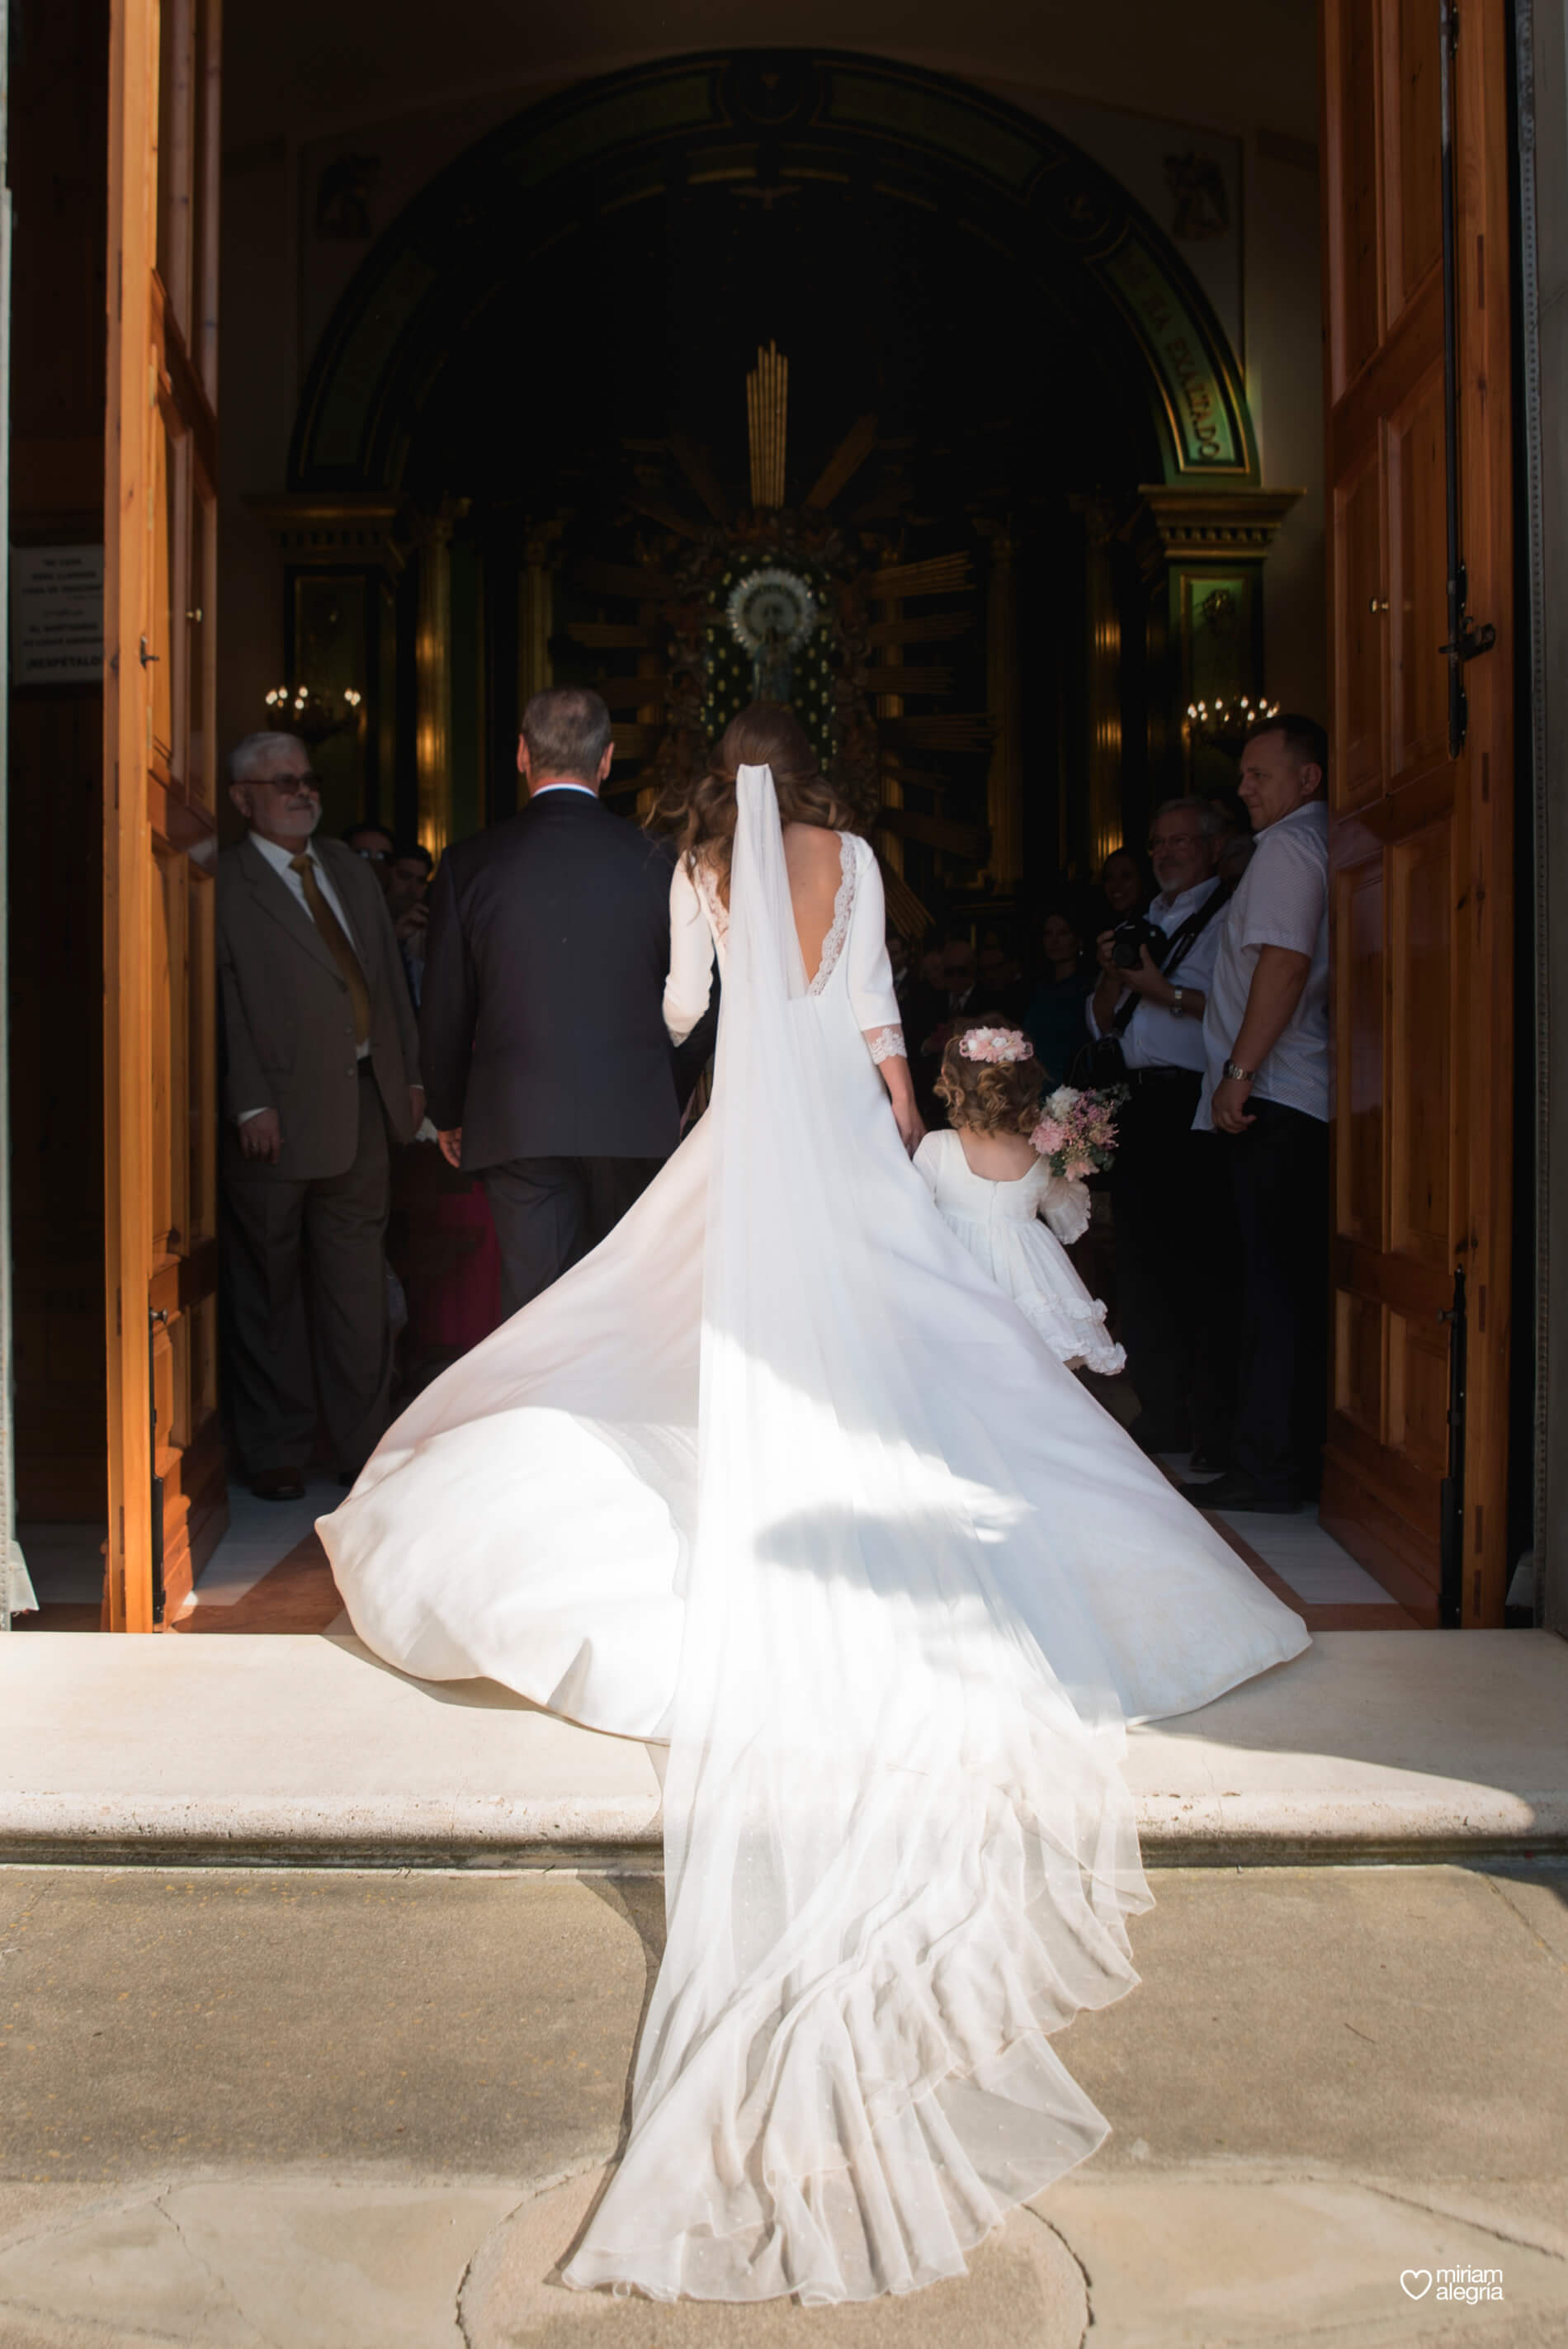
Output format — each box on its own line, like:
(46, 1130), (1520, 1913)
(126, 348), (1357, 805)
(1223, 1059), (1257, 1084)
(1170, 985), (1186, 1019)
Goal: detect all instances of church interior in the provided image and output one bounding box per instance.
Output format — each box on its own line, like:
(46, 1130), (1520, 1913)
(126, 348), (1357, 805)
(6, 0), (1545, 1637)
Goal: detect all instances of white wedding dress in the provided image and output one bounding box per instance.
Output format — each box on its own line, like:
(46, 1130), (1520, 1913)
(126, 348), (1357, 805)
(319, 768), (1310, 2304)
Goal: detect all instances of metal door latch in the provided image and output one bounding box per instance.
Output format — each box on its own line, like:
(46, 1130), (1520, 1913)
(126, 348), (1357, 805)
(1440, 618), (1496, 663)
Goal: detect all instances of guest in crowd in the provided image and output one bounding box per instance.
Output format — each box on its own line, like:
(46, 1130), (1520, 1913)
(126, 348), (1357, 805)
(1096, 845), (1149, 928)
(1089, 796), (1234, 1460)
(1023, 906), (1093, 1087)
(918, 941), (946, 995)
(976, 929), (1030, 1024)
(915, 935), (982, 1125)
(939, 935), (980, 1022)
(1184, 715), (1330, 1515)
(216, 734), (424, 1499)
(419, 685), (683, 1318)
(344, 819), (397, 886)
(387, 840), (433, 1006)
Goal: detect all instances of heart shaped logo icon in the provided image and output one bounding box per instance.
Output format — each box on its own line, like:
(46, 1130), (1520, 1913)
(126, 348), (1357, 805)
(1400, 2270), (1434, 2299)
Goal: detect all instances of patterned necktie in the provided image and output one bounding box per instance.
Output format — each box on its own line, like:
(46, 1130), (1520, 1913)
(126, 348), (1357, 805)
(290, 853), (371, 1047)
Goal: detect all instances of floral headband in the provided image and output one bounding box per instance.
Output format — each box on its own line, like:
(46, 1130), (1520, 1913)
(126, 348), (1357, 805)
(959, 1026), (1034, 1065)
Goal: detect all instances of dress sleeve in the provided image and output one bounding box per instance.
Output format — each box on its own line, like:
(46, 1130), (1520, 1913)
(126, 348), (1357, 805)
(1038, 1173), (1092, 1247)
(664, 858), (716, 1047)
(912, 1132), (941, 1197)
(845, 840), (906, 1064)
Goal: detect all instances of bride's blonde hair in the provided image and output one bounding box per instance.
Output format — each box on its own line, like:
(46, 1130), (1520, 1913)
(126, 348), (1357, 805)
(654, 704), (858, 910)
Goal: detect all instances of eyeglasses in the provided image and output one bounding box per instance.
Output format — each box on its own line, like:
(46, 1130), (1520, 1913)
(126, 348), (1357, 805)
(1147, 832), (1207, 853)
(257, 770), (322, 792)
(353, 845), (392, 863)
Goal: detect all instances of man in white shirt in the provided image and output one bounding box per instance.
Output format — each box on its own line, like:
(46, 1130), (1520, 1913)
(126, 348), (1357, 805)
(1087, 796), (1234, 1460)
(217, 733), (423, 1500)
(1184, 715), (1330, 1515)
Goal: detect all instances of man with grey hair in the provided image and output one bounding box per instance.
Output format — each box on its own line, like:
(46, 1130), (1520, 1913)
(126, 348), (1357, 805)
(1088, 793), (1235, 1463)
(216, 730), (423, 1499)
(419, 685), (690, 1317)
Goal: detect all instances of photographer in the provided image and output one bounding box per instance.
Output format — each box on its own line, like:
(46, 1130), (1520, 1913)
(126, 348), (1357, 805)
(1088, 797), (1235, 1460)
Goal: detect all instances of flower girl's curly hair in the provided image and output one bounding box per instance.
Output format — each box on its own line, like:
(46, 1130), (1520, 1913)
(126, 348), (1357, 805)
(652, 704), (859, 910)
(935, 1023), (1046, 1137)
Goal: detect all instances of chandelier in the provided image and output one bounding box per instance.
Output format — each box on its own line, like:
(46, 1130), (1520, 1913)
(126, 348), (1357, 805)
(262, 683), (362, 745)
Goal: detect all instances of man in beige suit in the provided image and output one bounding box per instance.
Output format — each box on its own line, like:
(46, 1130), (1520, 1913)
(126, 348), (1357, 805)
(217, 732), (423, 1498)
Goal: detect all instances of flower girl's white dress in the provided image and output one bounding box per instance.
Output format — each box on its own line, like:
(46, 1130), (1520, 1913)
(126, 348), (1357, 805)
(914, 1132), (1123, 1374)
(319, 769), (1310, 2307)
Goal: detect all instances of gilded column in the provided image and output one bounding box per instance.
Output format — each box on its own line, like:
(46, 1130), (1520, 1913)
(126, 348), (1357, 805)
(1120, 485), (1303, 801)
(415, 510), (454, 862)
(981, 522), (1023, 892)
(1079, 498), (1124, 876)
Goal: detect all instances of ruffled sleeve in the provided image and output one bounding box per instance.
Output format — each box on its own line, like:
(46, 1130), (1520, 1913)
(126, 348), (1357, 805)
(664, 858), (716, 1047)
(1038, 1173), (1092, 1247)
(844, 839), (906, 1063)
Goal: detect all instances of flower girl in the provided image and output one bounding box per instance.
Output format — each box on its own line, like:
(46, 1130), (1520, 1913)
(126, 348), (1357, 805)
(914, 1024), (1125, 1374)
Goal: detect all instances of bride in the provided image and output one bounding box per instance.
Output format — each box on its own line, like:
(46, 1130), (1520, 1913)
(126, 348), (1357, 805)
(319, 704), (1311, 2305)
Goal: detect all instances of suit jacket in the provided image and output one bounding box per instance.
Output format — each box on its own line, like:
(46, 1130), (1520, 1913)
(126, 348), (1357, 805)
(217, 834), (423, 1182)
(419, 790), (682, 1167)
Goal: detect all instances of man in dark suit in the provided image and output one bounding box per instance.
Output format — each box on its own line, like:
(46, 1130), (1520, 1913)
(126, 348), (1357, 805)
(217, 732), (424, 1499)
(420, 686), (685, 1318)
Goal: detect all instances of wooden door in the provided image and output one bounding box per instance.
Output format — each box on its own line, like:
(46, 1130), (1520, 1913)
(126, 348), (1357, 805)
(1319, 0), (1513, 1624)
(103, 0), (225, 1630)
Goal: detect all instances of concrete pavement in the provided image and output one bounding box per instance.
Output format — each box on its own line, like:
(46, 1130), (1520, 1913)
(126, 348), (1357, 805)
(1, 1861), (1565, 2346)
(4, 1628), (1567, 1867)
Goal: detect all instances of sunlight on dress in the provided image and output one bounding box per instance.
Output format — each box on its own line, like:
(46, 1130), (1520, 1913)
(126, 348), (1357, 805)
(319, 768), (1310, 2304)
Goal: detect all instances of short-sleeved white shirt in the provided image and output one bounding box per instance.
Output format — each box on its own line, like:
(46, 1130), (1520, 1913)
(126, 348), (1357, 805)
(1194, 799), (1329, 1128)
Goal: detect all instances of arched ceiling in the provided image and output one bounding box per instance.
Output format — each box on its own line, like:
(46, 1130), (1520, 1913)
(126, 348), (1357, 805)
(290, 50), (1260, 501)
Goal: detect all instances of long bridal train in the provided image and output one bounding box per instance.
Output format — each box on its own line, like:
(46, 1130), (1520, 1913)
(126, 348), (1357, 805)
(319, 770), (1310, 2304)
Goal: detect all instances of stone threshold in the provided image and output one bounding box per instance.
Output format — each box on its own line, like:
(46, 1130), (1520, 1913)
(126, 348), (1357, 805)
(2, 1628), (1564, 1869)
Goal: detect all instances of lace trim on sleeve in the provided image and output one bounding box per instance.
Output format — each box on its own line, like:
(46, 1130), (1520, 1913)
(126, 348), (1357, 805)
(864, 1023), (906, 1066)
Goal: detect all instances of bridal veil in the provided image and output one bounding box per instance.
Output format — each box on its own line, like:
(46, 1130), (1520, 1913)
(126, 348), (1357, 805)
(562, 768), (1155, 2301)
(323, 760), (1310, 2303)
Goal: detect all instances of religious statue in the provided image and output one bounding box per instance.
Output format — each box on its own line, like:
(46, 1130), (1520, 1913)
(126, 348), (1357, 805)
(728, 567), (819, 705)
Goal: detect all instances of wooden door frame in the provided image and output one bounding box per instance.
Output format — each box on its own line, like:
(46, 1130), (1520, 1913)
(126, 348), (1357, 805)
(1318, 0), (1516, 1626)
(103, 0), (227, 1632)
(103, 0), (160, 1632)
(1518, 0), (1567, 1634)
(0, 0), (21, 1633)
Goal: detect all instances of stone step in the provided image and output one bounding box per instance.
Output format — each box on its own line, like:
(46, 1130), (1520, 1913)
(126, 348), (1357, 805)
(2, 1628), (1565, 1869)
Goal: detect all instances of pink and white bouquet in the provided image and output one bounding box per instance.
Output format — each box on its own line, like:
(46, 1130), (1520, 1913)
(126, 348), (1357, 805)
(1029, 1083), (1123, 1181)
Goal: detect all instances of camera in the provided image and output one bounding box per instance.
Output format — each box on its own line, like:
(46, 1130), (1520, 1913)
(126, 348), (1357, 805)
(1111, 915), (1164, 971)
